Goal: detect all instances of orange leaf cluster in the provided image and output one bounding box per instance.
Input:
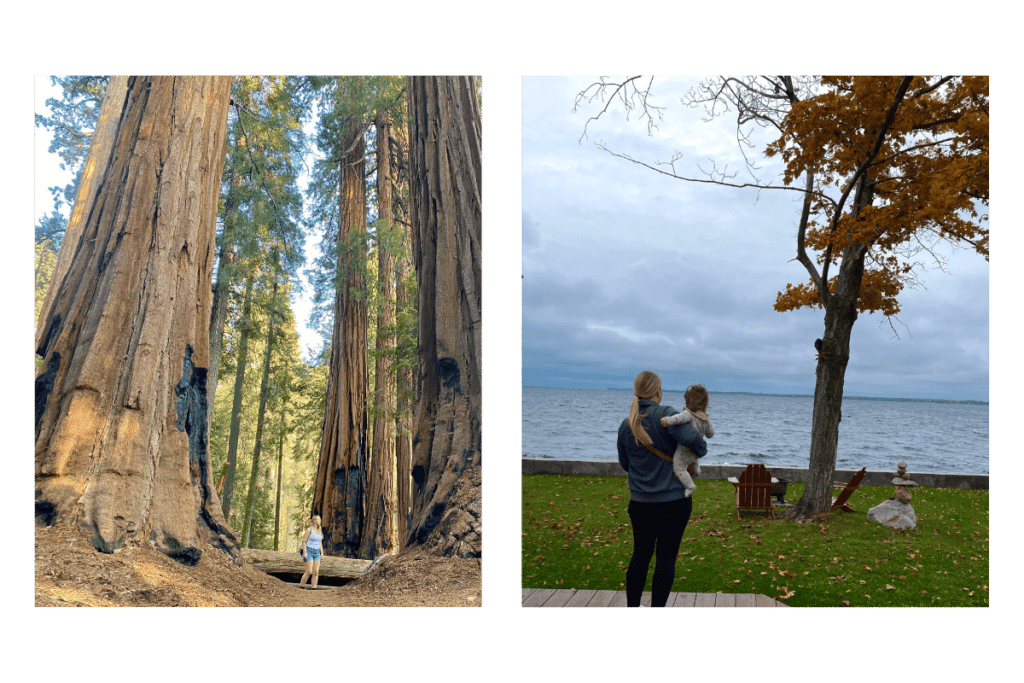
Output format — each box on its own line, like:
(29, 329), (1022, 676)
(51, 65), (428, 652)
(767, 76), (988, 313)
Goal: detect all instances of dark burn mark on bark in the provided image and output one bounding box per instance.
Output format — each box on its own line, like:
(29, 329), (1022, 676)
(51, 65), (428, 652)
(412, 464), (425, 492)
(437, 357), (461, 393)
(412, 502), (447, 546)
(36, 313), (62, 358)
(175, 345), (209, 468)
(152, 533), (202, 566)
(331, 465), (363, 556)
(35, 500), (57, 527)
(171, 344), (240, 563)
(91, 523), (125, 554)
(35, 352), (61, 431)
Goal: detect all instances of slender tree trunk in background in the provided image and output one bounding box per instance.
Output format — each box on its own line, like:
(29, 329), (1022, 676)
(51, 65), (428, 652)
(405, 76), (482, 558)
(274, 402), (286, 551)
(360, 110), (398, 559)
(242, 277), (278, 547)
(207, 170), (241, 428)
(34, 76), (237, 563)
(35, 76), (128, 339)
(393, 117), (414, 552)
(313, 111), (369, 558)
(221, 273), (255, 519)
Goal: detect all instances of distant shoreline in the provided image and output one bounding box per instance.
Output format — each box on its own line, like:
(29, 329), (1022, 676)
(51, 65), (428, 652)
(523, 385), (988, 406)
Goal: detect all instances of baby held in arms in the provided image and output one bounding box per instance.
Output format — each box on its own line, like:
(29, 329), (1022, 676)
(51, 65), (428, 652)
(659, 384), (714, 498)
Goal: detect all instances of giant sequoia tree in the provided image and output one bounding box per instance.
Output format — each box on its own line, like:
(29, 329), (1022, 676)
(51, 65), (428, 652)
(360, 108), (400, 559)
(578, 76), (988, 521)
(34, 76), (238, 563)
(405, 76), (482, 557)
(312, 87), (370, 558)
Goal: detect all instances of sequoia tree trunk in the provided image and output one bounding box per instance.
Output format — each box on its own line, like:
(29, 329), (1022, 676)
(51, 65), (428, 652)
(405, 76), (482, 558)
(312, 108), (369, 558)
(35, 76), (128, 337)
(34, 76), (238, 564)
(360, 110), (398, 559)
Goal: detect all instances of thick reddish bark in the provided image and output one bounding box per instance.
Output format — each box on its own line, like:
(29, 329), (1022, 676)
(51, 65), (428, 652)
(361, 110), (398, 559)
(406, 76), (482, 558)
(313, 111), (369, 558)
(35, 76), (128, 338)
(34, 76), (237, 563)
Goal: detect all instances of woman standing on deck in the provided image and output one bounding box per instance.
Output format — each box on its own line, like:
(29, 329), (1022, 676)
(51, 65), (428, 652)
(299, 515), (324, 589)
(617, 370), (707, 607)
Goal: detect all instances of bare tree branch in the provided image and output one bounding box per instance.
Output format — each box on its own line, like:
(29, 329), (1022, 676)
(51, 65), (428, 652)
(593, 141), (837, 208)
(574, 76), (664, 143)
(795, 170), (827, 305)
(911, 76), (954, 99)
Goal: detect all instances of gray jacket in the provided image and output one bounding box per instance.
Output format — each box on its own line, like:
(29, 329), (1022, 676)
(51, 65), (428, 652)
(617, 399), (708, 503)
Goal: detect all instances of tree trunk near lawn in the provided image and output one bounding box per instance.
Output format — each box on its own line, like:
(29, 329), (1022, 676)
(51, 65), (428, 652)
(786, 178), (873, 522)
(34, 76), (238, 564)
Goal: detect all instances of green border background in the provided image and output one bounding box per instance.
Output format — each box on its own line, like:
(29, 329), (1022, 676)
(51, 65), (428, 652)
(6, 1), (1015, 679)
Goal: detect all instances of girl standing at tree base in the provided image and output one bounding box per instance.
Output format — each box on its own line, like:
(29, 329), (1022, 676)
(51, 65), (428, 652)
(299, 515), (323, 589)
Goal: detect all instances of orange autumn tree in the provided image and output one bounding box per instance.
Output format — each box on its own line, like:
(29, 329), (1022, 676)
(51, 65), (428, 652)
(579, 76), (988, 520)
(768, 76), (988, 519)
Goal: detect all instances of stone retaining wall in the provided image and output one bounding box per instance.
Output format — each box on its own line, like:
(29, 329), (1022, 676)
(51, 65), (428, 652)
(522, 458), (988, 490)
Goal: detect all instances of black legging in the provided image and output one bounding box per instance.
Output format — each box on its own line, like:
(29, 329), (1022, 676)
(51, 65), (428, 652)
(625, 497), (692, 607)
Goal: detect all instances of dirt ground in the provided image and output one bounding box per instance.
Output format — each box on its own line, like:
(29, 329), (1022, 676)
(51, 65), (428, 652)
(34, 525), (481, 607)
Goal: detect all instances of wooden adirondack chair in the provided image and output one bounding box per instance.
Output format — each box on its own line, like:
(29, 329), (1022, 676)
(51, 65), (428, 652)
(727, 464), (776, 519)
(831, 467), (867, 513)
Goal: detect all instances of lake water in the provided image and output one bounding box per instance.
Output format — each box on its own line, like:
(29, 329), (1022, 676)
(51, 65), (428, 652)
(522, 386), (989, 474)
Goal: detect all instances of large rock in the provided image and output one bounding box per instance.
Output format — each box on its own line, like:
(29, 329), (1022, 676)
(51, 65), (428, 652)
(867, 499), (917, 531)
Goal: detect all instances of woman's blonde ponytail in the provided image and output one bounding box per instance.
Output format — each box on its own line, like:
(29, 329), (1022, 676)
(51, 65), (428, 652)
(628, 371), (662, 448)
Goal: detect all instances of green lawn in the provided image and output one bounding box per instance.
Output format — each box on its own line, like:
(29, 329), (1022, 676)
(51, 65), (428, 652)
(522, 474), (988, 607)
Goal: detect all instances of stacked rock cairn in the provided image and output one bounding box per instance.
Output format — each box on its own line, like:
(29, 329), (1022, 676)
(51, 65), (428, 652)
(893, 461), (918, 502)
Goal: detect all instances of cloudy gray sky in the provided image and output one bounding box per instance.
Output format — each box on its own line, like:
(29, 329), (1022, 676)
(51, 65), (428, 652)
(522, 76), (989, 402)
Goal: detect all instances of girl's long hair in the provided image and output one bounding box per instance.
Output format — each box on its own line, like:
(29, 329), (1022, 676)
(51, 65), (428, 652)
(310, 515), (322, 534)
(628, 370), (662, 448)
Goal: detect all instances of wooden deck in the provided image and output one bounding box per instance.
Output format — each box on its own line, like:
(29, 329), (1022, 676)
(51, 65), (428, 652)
(522, 587), (789, 607)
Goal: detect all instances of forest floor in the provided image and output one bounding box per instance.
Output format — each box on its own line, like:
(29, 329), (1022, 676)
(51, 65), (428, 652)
(34, 525), (481, 607)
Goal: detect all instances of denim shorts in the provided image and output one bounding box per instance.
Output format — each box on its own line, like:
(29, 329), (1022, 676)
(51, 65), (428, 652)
(305, 546), (321, 562)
